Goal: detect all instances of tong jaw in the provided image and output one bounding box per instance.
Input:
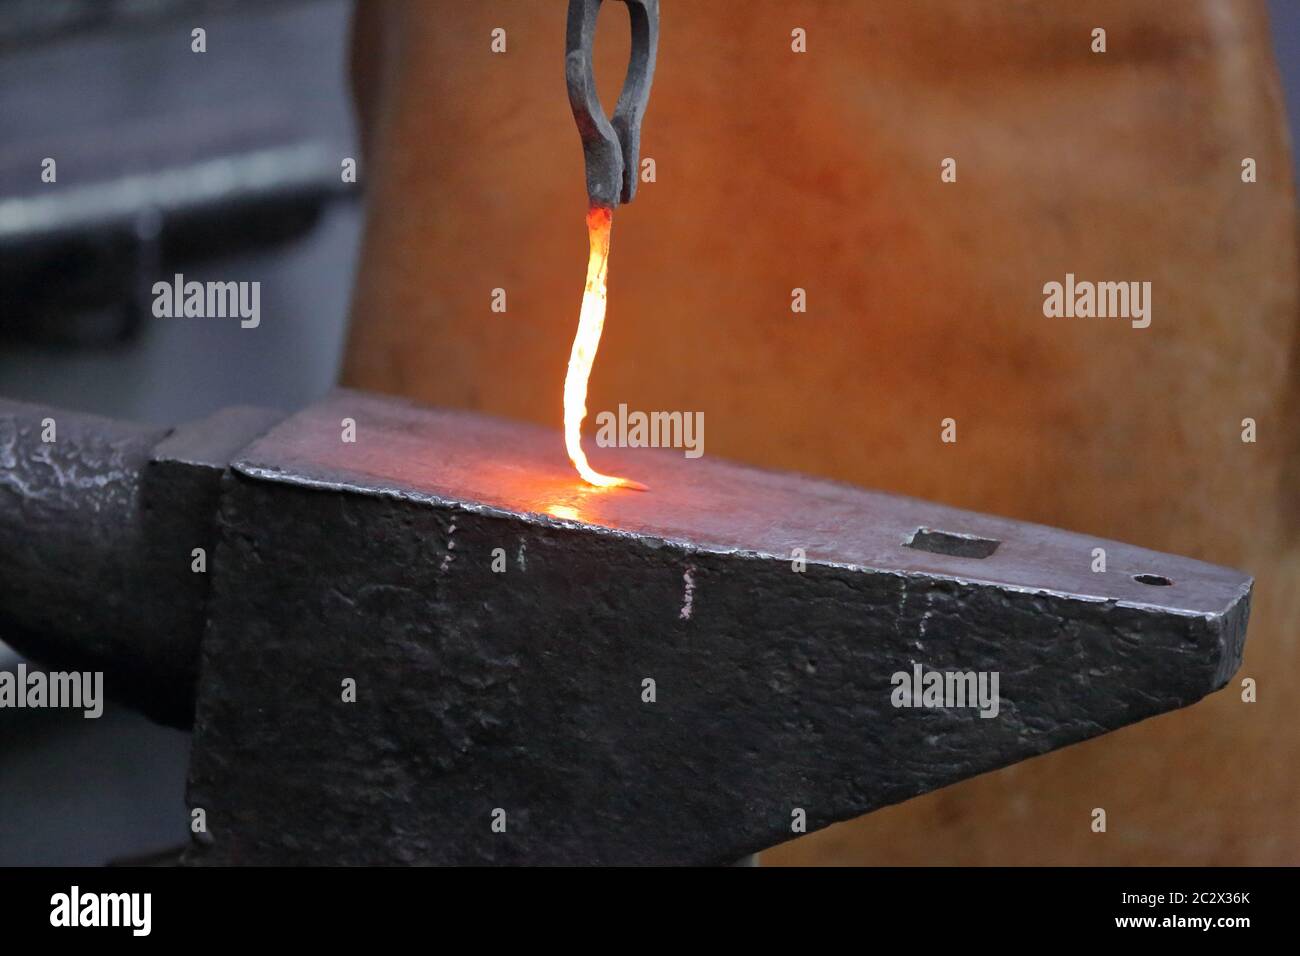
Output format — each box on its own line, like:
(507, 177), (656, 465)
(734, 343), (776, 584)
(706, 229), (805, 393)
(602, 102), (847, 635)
(565, 0), (659, 208)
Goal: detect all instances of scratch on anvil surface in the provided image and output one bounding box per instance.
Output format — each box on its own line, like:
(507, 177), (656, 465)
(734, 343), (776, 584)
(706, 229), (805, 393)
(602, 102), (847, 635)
(440, 522), (456, 572)
(895, 578), (910, 638)
(680, 564), (696, 620)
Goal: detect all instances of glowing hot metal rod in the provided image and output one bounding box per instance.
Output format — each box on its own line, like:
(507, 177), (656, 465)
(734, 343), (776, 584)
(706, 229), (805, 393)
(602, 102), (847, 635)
(563, 0), (659, 490)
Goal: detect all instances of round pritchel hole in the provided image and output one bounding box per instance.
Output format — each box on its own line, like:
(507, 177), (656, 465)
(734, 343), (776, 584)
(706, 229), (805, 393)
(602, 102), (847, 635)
(1133, 573), (1173, 587)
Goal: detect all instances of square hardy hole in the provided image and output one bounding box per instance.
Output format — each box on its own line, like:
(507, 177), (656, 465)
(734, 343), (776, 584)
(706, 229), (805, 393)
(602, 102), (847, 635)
(905, 527), (1000, 559)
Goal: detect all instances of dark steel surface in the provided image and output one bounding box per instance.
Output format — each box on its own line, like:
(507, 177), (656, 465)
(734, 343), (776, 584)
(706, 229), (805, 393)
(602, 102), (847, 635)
(0, 398), (282, 726)
(566, 0), (659, 208)
(178, 390), (1249, 865)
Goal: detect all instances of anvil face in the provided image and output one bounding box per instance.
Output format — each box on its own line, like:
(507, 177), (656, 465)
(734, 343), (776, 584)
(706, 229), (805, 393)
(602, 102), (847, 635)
(237, 391), (1249, 617)
(184, 390), (1249, 865)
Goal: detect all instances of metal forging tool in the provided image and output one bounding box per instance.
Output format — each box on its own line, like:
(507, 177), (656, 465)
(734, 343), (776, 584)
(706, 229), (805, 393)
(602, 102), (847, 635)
(0, 392), (1251, 864)
(566, 0), (659, 208)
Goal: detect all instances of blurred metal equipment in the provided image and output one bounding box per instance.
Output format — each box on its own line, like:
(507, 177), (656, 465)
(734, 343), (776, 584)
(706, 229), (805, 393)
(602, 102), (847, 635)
(0, 0), (308, 52)
(0, 0), (355, 346)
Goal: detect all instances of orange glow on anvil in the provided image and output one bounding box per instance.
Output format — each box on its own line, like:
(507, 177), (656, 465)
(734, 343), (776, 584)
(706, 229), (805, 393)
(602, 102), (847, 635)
(546, 504), (582, 522)
(562, 205), (647, 492)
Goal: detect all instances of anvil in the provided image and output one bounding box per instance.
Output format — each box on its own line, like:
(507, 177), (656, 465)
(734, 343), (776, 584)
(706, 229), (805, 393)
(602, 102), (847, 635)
(0, 391), (1251, 865)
